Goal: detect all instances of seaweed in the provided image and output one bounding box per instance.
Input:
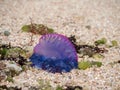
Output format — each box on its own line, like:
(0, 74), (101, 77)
(92, 53), (104, 60)
(91, 61), (102, 67)
(78, 61), (102, 70)
(68, 35), (107, 57)
(0, 85), (21, 90)
(0, 44), (29, 66)
(94, 38), (107, 46)
(111, 40), (118, 47)
(21, 18), (54, 35)
(65, 86), (83, 90)
(22, 23), (54, 35)
(78, 61), (92, 70)
(21, 20), (55, 45)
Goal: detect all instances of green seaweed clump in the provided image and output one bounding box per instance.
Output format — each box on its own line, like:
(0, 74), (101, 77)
(92, 53), (104, 60)
(94, 38), (107, 46)
(111, 40), (118, 47)
(0, 48), (8, 59)
(78, 61), (102, 70)
(21, 23), (54, 35)
(78, 61), (92, 70)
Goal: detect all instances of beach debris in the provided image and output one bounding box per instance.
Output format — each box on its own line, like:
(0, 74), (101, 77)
(94, 38), (107, 46)
(0, 46), (8, 60)
(0, 85), (21, 90)
(30, 34), (78, 73)
(111, 40), (118, 47)
(0, 44), (32, 82)
(21, 21), (54, 45)
(0, 44), (29, 65)
(94, 38), (119, 48)
(92, 53), (104, 60)
(22, 24), (54, 35)
(78, 61), (91, 70)
(68, 35), (107, 57)
(5, 47), (26, 59)
(91, 61), (102, 67)
(21, 19), (54, 35)
(76, 45), (107, 57)
(78, 61), (102, 70)
(65, 86), (83, 90)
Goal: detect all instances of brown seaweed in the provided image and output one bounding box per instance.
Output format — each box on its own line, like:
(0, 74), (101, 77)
(68, 35), (108, 57)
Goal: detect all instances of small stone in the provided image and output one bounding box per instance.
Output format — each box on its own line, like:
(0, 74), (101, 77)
(4, 31), (11, 36)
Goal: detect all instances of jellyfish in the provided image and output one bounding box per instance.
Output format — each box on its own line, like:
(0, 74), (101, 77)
(30, 34), (78, 73)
